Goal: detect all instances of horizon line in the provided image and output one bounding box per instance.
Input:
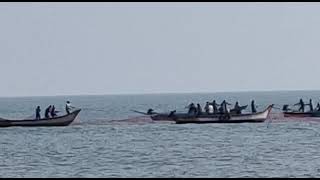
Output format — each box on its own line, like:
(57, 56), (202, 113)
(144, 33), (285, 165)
(0, 89), (320, 98)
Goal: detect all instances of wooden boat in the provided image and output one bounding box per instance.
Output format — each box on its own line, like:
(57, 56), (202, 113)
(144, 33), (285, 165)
(133, 105), (249, 121)
(133, 105), (273, 123)
(0, 109), (81, 127)
(283, 111), (313, 118)
(281, 103), (320, 118)
(283, 111), (320, 118)
(172, 105), (273, 124)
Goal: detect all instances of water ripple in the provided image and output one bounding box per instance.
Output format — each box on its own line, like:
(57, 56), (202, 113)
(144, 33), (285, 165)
(1, 93), (320, 177)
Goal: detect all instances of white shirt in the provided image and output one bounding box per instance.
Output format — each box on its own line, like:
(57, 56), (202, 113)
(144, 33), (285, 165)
(66, 103), (73, 110)
(208, 105), (214, 113)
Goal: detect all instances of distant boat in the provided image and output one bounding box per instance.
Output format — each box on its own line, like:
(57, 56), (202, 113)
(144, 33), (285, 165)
(283, 111), (313, 118)
(133, 105), (273, 124)
(0, 109), (81, 127)
(281, 103), (320, 118)
(283, 111), (320, 118)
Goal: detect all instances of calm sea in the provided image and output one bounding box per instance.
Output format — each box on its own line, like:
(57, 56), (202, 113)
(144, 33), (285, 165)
(1, 91), (320, 178)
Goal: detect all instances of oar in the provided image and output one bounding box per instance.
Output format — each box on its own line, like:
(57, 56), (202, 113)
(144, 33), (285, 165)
(130, 109), (159, 115)
(130, 109), (150, 115)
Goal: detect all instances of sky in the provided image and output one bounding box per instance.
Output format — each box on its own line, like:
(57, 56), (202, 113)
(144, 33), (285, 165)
(1, 2), (320, 97)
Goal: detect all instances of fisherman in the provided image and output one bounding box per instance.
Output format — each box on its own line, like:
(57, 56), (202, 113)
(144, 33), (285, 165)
(218, 100), (231, 120)
(317, 103), (320, 111)
(147, 108), (154, 115)
(294, 98), (305, 112)
(219, 100), (231, 114)
(168, 110), (176, 117)
(50, 105), (57, 118)
(65, 101), (75, 114)
(219, 101), (224, 114)
(188, 103), (197, 115)
(45, 105), (52, 118)
(233, 101), (242, 114)
(282, 104), (290, 112)
(308, 99), (314, 112)
(204, 102), (210, 114)
(208, 103), (214, 114)
(212, 100), (219, 114)
(251, 100), (257, 113)
(197, 103), (203, 115)
(36, 106), (41, 120)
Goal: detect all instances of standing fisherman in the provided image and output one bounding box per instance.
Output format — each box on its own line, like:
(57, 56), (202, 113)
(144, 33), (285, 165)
(208, 103), (214, 114)
(204, 102), (210, 114)
(294, 98), (305, 112)
(218, 100), (231, 120)
(197, 103), (203, 115)
(308, 99), (314, 112)
(66, 101), (75, 114)
(219, 100), (231, 114)
(44, 105), (52, 118)
(187, 103), (197, 115)
(317, 103), (320, 111)
(36, 106), (41, 120)
(212, 100), (219, 114)
(50, 105), (57, 118)
(251, 100), (257, 113)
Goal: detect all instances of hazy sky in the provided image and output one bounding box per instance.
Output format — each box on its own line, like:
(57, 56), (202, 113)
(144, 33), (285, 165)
(1, 2), (320, 97)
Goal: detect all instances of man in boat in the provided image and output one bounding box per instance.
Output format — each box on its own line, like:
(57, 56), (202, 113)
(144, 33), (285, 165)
(218, 100), (231, 120)
(232, 101), (242, 114)
(308, 99), (314, 112)
(187, 103), (197, 115)
(66, 101), (75, 114)
(282, 104), (291, 112)
(50, 105), (57, 118)
(317, 103), (320, 111)
(45, 105), (52, 118)
(208, 104), (214, 114)
(147, 108), (154, 115)
(211, 100), (219, 114)
(204, 102), (210, 114)
(36, 106), (41, 120)
(219, 100), (231, 114)
(197, 103), (203, 115)
(294, 99), (305, 112)
(251, 100), (257, 113)
(168, 110), (176, 117)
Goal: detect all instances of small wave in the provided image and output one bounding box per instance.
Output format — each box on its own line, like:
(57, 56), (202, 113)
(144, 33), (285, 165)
(71, 116), (173, 126)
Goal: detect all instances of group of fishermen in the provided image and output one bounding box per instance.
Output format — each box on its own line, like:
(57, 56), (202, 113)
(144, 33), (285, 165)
(283, 98), (320, 112)
(35, 101), (75, 120)
(186, 99), (257, 116)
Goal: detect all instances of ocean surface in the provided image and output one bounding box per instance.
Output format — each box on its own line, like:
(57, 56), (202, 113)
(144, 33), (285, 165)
(1, 91), (320, 177)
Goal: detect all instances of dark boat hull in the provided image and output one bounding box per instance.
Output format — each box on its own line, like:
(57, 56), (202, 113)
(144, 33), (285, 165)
(175, 119), (265, 124)
(283, 111), (320, 118)
(151, 114), (176, 121)
(0, 109), (81, 127)
(283, 112), (312, 118)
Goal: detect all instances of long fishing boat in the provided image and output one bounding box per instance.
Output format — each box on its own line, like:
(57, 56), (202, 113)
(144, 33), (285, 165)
(173, 105), (273, 124)
(133, 105), (273, 124)
(0, 109), (81, 127)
